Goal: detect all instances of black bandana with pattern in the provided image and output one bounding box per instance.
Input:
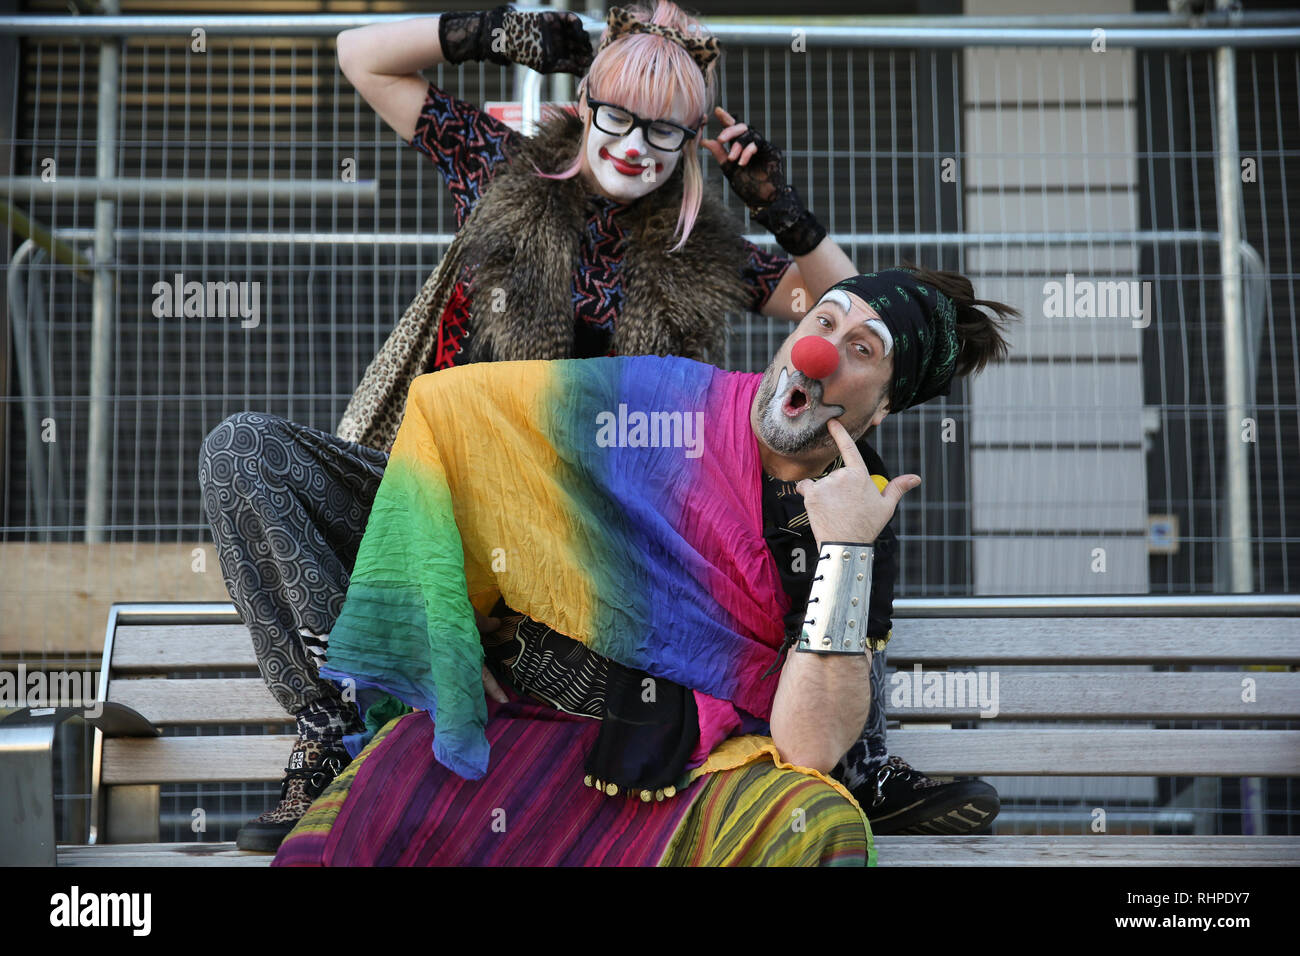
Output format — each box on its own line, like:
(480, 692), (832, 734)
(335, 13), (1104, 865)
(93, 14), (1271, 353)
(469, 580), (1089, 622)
(828, 269), (960, 411)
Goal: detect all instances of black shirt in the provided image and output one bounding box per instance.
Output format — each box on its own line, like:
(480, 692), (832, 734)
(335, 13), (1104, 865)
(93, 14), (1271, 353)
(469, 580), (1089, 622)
(760, 440), (898, 652)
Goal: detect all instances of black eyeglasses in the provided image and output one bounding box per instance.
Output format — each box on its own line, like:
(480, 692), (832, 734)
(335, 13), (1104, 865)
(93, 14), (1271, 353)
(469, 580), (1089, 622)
(585, 96), (700, 152)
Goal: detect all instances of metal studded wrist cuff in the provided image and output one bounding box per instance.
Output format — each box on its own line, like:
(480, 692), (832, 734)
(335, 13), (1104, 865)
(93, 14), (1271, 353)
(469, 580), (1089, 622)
(796, 542), (874, 655)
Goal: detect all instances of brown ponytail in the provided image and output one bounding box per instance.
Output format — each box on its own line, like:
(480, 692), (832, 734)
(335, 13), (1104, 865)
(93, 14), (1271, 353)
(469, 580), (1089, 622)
(901, 260), (1019, 378)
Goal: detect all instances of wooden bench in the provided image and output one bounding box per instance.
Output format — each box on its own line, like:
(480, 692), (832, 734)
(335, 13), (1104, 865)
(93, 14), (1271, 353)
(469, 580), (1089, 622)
(3, 597), (1298, 866)
(1, 602), (290, 866)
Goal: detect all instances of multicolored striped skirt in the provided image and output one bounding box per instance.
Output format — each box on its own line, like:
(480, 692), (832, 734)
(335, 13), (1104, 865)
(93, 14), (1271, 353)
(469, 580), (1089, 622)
(273, 695), (874, 867)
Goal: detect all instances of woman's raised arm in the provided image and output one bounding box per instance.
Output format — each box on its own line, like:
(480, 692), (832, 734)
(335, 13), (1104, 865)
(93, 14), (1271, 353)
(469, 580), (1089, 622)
(336, 18), (446, 144)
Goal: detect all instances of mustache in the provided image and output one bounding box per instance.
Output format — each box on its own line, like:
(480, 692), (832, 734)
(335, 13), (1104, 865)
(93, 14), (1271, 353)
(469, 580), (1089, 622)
(772, 365), (840, 414)
(788, 367), (824, 403)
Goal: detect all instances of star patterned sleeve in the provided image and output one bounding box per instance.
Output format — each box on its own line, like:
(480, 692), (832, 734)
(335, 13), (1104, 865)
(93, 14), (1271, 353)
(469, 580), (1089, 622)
(737, 237), (794, 313)
(408, 81), (524, 228)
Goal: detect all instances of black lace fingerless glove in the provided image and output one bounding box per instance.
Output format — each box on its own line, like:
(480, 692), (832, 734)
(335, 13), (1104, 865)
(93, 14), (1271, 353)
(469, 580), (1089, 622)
(721, 127), (828, 257)
(439, 4), (594, 75)
(438, 5), (513, 66)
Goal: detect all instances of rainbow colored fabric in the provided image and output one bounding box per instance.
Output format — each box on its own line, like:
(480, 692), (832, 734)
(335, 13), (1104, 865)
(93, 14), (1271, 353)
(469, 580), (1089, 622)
(320, 355), (790, 780)
(272, 707), (874, 867)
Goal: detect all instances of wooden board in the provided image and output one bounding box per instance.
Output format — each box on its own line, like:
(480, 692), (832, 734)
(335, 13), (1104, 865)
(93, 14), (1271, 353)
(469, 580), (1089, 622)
(883, 671), (1300, 720)
(58, 842), (274, 866)
(886, 617), (1300, 664)
(55, 835), (1300, 867)
(883, 729), (1300, 776)
(116, 670), (1292, 726)
(98, 729), (1300, 785)
(872, 835), (1300, 866)
(0, 543), (232, 655)
(102, 617), (1300, 676)
(103, 734), (298, 784)
(108, 678), (291, 726)
(111, 625), (259, 672)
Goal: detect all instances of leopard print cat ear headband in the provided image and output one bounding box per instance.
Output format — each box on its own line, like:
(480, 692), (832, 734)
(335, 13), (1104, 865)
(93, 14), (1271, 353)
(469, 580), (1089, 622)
(597, 5), (720, 75)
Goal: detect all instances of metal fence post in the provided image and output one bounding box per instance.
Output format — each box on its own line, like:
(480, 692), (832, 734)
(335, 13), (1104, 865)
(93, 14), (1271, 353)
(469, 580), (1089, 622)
(86, 0), (121, 544)
(1214, 2), (1252, 596)
(1214, 0), (1266, 838)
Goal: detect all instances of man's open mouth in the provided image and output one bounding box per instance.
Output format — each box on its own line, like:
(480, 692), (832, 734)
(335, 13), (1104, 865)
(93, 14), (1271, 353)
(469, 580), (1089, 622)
(775, 366), (815, 419)
(783, 384), (810, 418)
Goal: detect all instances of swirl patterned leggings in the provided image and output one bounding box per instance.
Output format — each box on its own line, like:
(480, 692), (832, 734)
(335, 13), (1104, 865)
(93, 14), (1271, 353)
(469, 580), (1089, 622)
(196, 411), (890, 788)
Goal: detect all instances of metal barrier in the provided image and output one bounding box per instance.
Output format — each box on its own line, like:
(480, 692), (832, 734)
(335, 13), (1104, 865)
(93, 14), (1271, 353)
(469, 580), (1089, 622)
(2, 9), (1297, 590)
(1, 8), (1297, 840)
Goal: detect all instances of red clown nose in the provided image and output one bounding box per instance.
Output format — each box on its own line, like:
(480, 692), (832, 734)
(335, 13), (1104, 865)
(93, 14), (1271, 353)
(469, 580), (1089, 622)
(790, 336), (839, 380)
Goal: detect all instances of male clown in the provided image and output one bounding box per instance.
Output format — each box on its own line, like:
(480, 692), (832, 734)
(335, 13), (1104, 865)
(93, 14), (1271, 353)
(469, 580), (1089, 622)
(272, 266), (1020, 867)
(472, 267), (1016, 830)
(740, 266), (1015, 830)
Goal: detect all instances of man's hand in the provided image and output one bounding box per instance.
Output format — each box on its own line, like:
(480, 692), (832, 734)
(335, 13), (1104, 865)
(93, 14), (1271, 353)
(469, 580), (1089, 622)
(474, 609), (509, 704)
(794, 418), (921, 547)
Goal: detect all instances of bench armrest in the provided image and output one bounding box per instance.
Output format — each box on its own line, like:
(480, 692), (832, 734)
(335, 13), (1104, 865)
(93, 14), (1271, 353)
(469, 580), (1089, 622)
(0, 703), (157, 866)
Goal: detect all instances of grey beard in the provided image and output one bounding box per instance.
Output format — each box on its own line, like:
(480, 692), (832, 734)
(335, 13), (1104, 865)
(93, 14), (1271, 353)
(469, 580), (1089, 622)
(754, 366), (841, 456)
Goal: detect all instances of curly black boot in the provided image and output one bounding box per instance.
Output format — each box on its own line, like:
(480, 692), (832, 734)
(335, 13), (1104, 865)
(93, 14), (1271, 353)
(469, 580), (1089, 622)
(235, 739), (350, 852)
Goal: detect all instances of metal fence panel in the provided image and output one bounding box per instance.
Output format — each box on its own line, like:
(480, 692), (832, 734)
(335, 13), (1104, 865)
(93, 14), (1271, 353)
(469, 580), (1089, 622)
(1, 11), (1296, 843)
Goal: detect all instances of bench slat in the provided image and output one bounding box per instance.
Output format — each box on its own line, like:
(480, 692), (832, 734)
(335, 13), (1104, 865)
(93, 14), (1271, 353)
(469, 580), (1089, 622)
(884, 671), (1300, 720)
(102, 734), (298, 784)
(112, 625), (257, 672)
(887, 617), (1300, 664)
(55, 835), (1300, 866)
(105, 670), (1300, 725)
(872, 835), (1300, 866)
(99, 729), (1300, 785)
(885, 729), (1300, 776)
(108, 617), (1300, 672)
(59, 843), (274, 866)
(107, 678), (291, 726)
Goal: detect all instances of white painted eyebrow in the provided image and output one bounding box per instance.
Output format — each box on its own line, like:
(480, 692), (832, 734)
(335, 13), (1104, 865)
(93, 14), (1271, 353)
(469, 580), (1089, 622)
(814, 289), (893, 356)
(864, 319), (893, 356)
(816, 289), (853, 318)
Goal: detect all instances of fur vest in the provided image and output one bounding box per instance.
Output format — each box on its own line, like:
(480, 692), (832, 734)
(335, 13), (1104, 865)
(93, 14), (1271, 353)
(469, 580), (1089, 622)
(335, 111), (761, 454)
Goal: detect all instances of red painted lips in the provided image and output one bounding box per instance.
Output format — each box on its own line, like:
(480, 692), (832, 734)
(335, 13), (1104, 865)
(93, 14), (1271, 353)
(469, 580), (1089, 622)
(601, 147), (660, 177)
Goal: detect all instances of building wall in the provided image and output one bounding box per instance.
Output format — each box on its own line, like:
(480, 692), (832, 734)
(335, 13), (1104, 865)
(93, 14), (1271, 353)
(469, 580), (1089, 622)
(958, 0), (1156, 808)
(963, 0), (1151, 595)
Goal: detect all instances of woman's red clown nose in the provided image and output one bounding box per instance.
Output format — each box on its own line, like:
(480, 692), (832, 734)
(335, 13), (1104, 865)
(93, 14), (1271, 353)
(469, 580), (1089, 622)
(791, 335), (839, 380)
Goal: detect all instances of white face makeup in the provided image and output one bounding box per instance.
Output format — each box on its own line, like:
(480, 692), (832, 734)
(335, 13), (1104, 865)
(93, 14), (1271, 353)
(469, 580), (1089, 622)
(819, 289), (894, 359)
(582, 100), (685, 202)
(751, 289), (894, 458)
(753, 365), (847, 456)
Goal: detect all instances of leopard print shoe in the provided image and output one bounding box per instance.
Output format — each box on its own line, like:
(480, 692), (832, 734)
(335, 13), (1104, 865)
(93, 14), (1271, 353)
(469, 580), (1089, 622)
(235, 739), (351, 852)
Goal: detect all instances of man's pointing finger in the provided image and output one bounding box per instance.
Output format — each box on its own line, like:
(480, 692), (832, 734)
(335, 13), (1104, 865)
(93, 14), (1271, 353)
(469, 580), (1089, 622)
(826, 417), (868, 471)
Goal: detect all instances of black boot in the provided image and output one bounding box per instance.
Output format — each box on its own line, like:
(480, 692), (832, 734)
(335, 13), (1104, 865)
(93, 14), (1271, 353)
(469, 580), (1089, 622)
(857, 755), (1000, 835)
(235, 739), (351, 852)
